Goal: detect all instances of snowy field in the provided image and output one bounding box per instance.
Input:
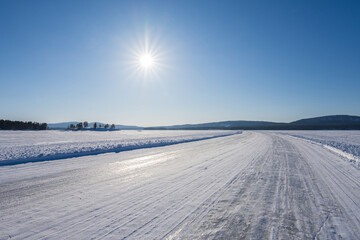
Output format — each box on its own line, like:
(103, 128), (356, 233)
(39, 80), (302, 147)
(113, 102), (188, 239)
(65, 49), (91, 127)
(0, 130), (238, 166)
(0, 131), (360, 239)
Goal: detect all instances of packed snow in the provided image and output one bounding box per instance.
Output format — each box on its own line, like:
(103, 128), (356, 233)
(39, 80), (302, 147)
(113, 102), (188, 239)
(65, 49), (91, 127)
(1, 131), (360, 239)
(277, 130), (360, 167)
(0, 130), (239, 166)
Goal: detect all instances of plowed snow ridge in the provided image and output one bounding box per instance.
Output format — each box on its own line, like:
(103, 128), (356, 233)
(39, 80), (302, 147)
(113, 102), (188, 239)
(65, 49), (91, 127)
(277, 130), (360, 167)
(0, 130), (239, 166)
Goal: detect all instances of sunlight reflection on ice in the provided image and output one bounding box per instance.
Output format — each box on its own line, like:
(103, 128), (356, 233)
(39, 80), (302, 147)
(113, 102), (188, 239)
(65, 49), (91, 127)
(110, 153), (175, 173)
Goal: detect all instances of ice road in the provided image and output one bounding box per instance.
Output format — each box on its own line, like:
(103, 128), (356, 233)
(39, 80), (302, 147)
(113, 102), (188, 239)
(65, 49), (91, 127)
(0, 131), (359, 239)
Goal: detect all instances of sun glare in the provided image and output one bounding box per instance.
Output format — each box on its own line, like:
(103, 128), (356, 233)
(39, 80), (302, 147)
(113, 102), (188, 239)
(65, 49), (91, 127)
(126, 32), (168, 80)
(140, 54), (153, 68)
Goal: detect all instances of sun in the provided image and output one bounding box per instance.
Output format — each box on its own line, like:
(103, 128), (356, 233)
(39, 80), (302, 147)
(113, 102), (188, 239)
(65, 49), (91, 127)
(125, 32), (167, 80)
(139, 54), (153, 68)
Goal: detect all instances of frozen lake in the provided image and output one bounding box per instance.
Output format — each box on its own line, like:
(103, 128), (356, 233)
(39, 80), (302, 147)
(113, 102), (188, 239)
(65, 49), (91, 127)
(0, 130), (359, 239)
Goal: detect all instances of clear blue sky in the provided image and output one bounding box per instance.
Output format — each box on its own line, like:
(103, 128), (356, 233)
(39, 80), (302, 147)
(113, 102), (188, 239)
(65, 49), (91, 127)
(1, 0), (360, 126)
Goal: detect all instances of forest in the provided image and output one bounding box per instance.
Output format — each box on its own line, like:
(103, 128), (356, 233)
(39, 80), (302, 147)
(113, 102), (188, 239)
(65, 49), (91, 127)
(0, 119), (47, 130)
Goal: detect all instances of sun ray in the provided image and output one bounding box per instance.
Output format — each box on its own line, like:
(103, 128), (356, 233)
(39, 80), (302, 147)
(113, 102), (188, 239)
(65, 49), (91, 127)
(124, 31), (168, 82)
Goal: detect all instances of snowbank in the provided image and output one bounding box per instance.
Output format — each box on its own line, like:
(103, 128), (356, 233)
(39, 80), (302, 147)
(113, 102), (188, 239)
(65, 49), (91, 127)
(0, 130), (240, 166)
(280, 130), (360, 168)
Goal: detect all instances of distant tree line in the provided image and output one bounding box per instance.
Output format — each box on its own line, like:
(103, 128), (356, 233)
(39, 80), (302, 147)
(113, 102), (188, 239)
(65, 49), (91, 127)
(68, 121), (116, 130)
(0, 119), (47, 130)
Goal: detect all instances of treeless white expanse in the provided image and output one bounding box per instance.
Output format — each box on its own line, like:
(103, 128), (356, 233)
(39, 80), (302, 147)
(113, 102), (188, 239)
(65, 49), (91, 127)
(0, 131), (359, 239)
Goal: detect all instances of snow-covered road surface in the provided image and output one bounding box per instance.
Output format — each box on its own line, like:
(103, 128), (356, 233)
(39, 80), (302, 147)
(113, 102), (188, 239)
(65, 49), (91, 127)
(1, 131), (359, 239)
(275, 130), (360, 168)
